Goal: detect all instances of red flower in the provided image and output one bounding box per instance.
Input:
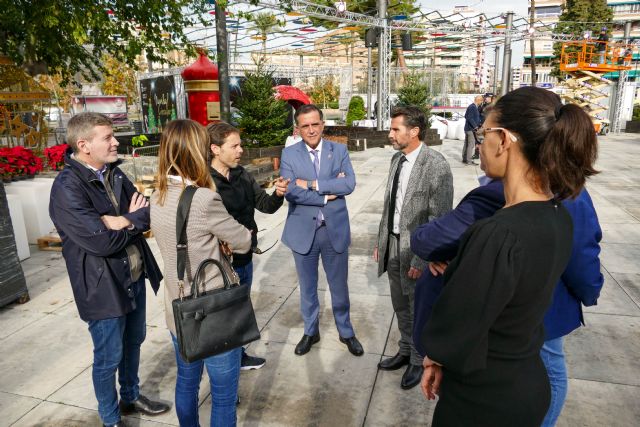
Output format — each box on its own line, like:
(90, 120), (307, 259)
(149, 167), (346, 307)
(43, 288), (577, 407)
(44, 144), (69, 170)
(0, 146), (45, 177)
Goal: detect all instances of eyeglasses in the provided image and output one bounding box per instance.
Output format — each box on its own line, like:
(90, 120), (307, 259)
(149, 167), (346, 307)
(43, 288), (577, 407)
(477, 127), (518, 142)
(253, 239), (278, 255)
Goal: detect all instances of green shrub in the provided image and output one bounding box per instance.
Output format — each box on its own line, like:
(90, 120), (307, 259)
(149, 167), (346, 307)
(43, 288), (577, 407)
(346, 96), (366, 126)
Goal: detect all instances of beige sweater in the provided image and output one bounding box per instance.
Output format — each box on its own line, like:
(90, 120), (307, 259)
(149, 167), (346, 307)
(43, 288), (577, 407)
(151, 183), (252, 335)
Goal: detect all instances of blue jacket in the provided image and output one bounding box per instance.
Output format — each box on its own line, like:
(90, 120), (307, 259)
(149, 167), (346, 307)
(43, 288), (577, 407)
(464, 103), (481, 132)
(280, 139), (356, 254)
(410, 181), (603, 355)
(410, 179), (505, 355)
(49, 151), (162, 321)
(544, 190), (603, 339)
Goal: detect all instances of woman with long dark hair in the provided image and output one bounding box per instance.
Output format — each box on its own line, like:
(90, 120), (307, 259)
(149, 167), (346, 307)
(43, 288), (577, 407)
(420, 87), (598, 426)
(150, 119), (251, 426)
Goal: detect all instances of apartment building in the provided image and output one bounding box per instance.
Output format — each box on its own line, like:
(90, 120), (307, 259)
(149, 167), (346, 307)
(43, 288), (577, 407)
(405, 6), (492, 91)
(522, 0), (640, 87)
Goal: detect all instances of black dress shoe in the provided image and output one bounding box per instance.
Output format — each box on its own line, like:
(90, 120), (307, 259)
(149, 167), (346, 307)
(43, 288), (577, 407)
(119, 394), (171, 416)
(401, 364), (424, 390)
(295, 333), (320, 355)
(339, 336), (364, 356)
(103, 422), (127, 427)
(378, 353), (410, 371)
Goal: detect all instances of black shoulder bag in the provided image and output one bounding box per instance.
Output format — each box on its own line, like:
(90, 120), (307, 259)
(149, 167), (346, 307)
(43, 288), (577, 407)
(172, 186), (260, 363)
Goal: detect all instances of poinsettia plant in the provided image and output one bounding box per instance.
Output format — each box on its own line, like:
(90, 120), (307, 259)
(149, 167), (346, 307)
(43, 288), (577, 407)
(44, 143), (69, 170)
(0, 146), (44, 179)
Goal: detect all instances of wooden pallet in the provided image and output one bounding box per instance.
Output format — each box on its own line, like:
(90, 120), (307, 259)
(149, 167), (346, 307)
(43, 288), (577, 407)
(37, 235), (62, 251)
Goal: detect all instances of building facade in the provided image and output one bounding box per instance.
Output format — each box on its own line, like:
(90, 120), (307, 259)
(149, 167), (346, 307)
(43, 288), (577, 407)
(522, 0), (640, 88)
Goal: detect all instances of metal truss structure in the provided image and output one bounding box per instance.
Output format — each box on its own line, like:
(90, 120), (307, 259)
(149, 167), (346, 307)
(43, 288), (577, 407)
(222, 1), (632, 128)
(611, 68), (629, 133)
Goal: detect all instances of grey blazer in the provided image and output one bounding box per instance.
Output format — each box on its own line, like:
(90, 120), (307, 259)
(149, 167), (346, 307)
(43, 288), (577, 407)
(376, 143), (453, 288)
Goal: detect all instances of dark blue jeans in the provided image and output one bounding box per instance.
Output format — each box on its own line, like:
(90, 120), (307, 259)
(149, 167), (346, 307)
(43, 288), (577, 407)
(87, 277), (146, 426)
(233, 261), (253, 288)
(234, 261), (253, 357)
(171, 335), (241, 427)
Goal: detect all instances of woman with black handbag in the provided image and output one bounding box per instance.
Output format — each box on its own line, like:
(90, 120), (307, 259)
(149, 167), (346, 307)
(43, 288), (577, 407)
(151, 119), (252, 426)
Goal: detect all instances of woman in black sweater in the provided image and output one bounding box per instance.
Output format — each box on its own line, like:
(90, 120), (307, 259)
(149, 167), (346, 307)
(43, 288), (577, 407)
(420, 87), (598, 427)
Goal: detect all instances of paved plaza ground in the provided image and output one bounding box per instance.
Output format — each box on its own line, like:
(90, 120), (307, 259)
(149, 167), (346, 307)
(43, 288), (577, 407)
(1, 135), (639, 426)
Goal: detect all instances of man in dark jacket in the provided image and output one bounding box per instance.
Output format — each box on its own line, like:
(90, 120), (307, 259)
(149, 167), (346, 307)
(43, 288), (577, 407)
(462, 95), (483, 165)
(49, 113), (168, 427)
(208, 122), (288, 370)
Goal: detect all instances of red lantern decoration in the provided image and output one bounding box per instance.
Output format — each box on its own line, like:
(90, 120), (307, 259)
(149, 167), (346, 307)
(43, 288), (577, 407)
(181, 52), (221, 126)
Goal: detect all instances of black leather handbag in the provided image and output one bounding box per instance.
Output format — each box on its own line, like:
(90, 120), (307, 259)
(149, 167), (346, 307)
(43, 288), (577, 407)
(172, 186), (260, 363)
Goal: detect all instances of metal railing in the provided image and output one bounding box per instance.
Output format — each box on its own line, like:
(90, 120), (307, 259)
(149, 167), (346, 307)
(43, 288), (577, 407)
(131, 144), (160, 183)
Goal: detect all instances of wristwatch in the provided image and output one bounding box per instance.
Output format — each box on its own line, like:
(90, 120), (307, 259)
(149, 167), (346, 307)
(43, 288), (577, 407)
(307, 180), (315, 190)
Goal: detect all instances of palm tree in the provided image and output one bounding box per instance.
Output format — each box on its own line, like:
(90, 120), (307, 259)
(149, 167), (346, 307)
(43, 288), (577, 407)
(250, 12), (282, 56)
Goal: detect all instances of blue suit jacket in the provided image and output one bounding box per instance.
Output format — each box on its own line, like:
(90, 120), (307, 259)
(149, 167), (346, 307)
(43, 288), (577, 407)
(544, 190), (603, 340)
(464, 103), (481, 131)
(410, 181), (603, 355)
(410, 179), (505, 355)
(280, 139), (356, 254)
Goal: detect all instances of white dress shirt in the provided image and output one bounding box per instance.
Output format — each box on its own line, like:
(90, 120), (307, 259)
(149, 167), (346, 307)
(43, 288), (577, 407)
(392, 143), (423, 234)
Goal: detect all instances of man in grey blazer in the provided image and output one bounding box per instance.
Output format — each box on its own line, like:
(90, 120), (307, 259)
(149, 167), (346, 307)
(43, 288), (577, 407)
(281, 104), (364, 357)
(374, 106), (453, 389)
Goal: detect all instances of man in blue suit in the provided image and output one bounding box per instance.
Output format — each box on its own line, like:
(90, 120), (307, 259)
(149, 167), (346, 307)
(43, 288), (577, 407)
(280, 104), (364, 356)
(462, 95), (483, 165)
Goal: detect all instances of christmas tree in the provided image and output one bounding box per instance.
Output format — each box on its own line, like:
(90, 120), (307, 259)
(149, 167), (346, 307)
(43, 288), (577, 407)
(147, 104), (157, 133)
(171, 107), (177, 121)
(396, 71), (432, 123)
(235, 61), (291, 147)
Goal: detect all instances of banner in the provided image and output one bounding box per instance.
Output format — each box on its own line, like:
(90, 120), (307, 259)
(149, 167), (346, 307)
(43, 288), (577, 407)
(139, 75), (178, 133)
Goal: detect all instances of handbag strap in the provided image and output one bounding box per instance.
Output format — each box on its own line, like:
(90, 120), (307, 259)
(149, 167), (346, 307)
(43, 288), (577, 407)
(175, 186), (239, 299)
(176, 186), (198, 295)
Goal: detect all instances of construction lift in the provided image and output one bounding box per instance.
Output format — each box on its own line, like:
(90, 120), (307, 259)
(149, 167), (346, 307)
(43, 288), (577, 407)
(558, 39), (634, 135)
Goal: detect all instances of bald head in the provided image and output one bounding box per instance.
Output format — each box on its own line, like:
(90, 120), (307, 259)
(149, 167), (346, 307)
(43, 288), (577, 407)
(474, 95), (484, 104)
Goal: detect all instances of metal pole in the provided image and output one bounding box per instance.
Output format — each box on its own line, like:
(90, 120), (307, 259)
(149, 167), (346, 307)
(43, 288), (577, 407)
(612, 21), (633, 133)
(299, 54), (303, 86)
(530, 0), (537, 87)
(376, 0), (387, 130)
(500, 11), (514, 96)
(493, 46), (500, 95)
(367, 46), (373, 119)
(215, 1), (231, 122)
(430, 44), (435, 96)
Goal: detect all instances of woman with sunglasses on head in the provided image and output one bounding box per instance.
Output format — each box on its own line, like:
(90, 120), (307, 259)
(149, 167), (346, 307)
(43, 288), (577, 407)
(419, 86), (598, 427)
(150, 119), (252, 427)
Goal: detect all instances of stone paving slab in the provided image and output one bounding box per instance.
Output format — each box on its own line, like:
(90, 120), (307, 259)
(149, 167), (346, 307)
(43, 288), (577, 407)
(583, 270), (640, 317)
(565, 312), (640, 387)
(557, 379), (640, 427)
(234, 341), (380, 427)
(0, 392), (42, 427)
(259, 288), (394, 356)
